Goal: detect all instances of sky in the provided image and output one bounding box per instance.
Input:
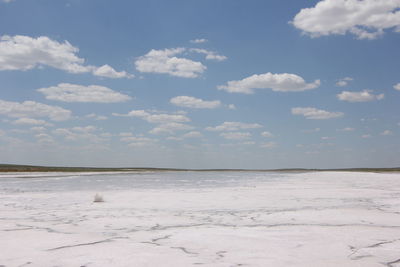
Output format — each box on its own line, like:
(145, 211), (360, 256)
(0, 0), (399, 169)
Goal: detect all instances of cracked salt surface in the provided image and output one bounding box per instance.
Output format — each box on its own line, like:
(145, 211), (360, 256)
(1, 171), (400, 266)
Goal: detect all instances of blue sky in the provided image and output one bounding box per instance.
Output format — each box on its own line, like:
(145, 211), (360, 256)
(0, 0), (399, 169)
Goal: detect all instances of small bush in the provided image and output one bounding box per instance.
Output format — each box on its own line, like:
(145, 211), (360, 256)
(93, 193), (104, 203)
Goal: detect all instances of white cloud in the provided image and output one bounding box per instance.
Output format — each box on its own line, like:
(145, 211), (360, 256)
(0, 35), (88, 72)
(170, 96), (221, 109)
(0, 35), (130, 78)
(336, 77), (353, 87)
(92, 64), (133, 79)
(0, 99), (71, 121)
(220, 132), (251, 140)
(149, 123), (194, 135)
(206, 121), (262, 132)
(114, 109), (193, 135)
(361, 134), (372, 138)
(190, 48), (227, 61)
(337, 90), (384, 102)
(292, 0), (400, 40)
(381, 130), (393, 136)
(394, 83), (400, 91)
(31, 126), (47, 133)
(261, 142), (277, 148)
(338, 127), (355, 132)
(85, 113), (108, 120)
(116, 110), (190, 124)
(35, 133), (55, 144)
(227, 104), (236, 110)
(120, 136), (156, 143)
(218, 72), (320, 94)
(38, 83), (132, 103)
(182, 131), (203, 138)
(119, 132), (133, 137)
(52, 126), (108, 143)
(261, 131), (273, 138)
(12, 118), (51, 126)
(135, 48), (206, 78)
(166, 136), (183, 141)
(71, 126), (97, 133)
(190, 39), (208, 44)
(128, 141), (157, 147)
(292, 107), (344, 119)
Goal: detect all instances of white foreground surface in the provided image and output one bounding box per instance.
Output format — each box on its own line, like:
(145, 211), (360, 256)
(1, 171), (400, 267)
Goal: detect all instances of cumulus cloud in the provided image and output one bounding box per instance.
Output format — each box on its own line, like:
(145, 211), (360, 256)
(38, 83), (132, 103)
(190, 39), (208, 44)
(292, 0), (400, 40)
(53, 126), (108, 143)
(218, 72), (320, 94)
(190, 48), (227, 61)
(170, 96), (221, 109)
(220, 132), (251, 140)
(149, 123), (194, 135)
(0, 35), (88, 72)
(0, 35), (131, 78)
(206, 121), (262, 132)
(336, 77), (353, 87)
(85, 113), (108, 120)
(0, 99), (71, 121)
(227, 104), (236, 110)
(113, 110), (193, 135)
(292, 107), (344, 119)
(135, 48), (206, 78)
(120, 135), (156, 144)
(31, 126), (47, 133)
(261, 131), (273, 138)
(338, 127), (355, 132)
(182, 131), (203, 138)
(92, 64), (133, 79)
(337, 90), (384, 102)
(35, 133), (55, 144)
(394, 83), (400, 91)
(12, 118), (51, 126)
(261, 142), (277, 148)
(70, 126), (97, 133)
(381, 130), (393, 136)
(115, 109), (190, 124)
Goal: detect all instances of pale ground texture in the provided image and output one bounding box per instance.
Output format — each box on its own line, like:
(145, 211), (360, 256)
(1, 171), (400, 267)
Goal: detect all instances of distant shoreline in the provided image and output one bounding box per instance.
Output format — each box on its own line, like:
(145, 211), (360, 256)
(0, 164), (399, 173)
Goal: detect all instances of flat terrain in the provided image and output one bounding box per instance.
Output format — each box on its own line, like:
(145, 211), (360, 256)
(1, 164), (399, 173)
(1, 171), (400, 266)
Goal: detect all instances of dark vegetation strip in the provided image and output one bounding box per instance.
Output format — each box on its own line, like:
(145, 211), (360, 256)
(0, 164), (399, 173)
